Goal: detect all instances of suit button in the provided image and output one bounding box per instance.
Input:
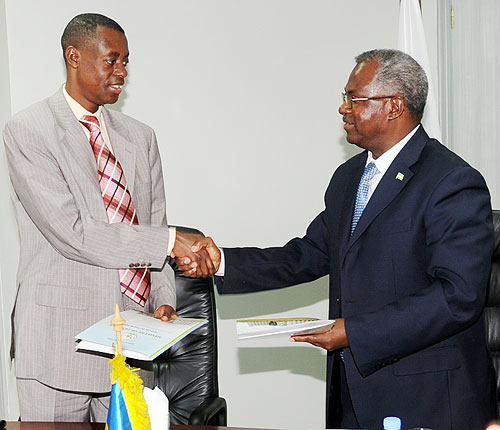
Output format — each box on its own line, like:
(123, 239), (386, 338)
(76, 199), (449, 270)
(129, 263), (135, 268)
(146, 263), (152, 267)
(140, 263), (146, 267)
(336, 296), (340, 304)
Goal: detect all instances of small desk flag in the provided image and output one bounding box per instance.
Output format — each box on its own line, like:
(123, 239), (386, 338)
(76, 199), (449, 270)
(105, 354), (151, 430)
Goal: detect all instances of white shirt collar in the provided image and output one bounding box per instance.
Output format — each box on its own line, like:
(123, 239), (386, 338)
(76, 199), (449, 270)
(366, 124), (420, 176)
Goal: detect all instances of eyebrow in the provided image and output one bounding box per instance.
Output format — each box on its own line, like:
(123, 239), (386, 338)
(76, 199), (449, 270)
(107, 51), (129, 58)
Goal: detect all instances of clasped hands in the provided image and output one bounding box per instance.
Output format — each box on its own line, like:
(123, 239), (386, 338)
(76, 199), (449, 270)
(171, 232), (348, 351)
(171, 232), (221, 277)
(154, 232), (218, 322)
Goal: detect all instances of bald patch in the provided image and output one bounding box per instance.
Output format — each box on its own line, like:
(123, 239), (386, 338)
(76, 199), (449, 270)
(353, 62), (366, 75)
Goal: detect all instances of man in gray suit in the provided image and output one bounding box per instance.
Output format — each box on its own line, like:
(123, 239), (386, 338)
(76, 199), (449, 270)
(3, 13), (213, 422)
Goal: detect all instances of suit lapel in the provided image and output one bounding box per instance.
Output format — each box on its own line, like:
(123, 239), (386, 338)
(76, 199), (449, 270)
(49, 89), (99, 184)
(49, 89), (138, 216)
(347, 126), (429, 248)
(102, 108), (137, 194)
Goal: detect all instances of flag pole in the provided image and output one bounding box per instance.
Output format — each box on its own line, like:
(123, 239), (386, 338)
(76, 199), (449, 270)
(111, 303), (125, 355)
(398, 0), (442, 141)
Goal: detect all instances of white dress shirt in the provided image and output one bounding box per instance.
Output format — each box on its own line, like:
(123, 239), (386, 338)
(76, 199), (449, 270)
(63, 85), (115, 153)
(363, 124), (420, 202)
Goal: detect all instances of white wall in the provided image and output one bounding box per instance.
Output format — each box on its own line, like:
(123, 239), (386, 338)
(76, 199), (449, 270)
(1, 1), (438, 427)
(444, 0), (500, 209)
(0, 0), (19, 419)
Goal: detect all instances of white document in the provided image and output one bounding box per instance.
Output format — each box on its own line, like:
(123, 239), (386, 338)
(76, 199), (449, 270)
(75, 309), (207, 361)
(236, 317), (335, 340)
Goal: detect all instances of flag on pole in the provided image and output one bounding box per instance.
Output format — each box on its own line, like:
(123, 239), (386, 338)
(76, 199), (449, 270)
(106, 304), (151, 430)
(398, 0), (442, 142)
(105, 353), (151, 430)
(106, 354), (151, 430)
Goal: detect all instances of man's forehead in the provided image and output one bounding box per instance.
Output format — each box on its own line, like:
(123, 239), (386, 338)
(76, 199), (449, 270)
(353, 61), (366, 76)
(92, 27), (128, 51)
(346, 60), (377, 91)
(95, 26), (127, 42)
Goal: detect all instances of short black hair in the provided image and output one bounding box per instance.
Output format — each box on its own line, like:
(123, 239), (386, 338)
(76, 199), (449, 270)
(61, 13), (125, 58)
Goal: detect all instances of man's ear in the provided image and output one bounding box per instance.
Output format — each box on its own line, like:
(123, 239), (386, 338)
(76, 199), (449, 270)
(65, 46), (80, 69)
(387, 96), (405, 120)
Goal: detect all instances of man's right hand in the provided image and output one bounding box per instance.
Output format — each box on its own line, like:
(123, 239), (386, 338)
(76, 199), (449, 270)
(175, 237), (221, 277)
(171, 232), (216, 277)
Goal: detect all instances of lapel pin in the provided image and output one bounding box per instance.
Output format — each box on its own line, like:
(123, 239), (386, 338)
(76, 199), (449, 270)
(395, 172), (404, 181)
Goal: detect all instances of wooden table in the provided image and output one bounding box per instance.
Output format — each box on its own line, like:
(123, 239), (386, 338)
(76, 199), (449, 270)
(3, 424), (259, 430)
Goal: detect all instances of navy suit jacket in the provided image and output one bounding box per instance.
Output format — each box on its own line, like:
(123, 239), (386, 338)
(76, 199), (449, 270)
(216, 126), (497, 430)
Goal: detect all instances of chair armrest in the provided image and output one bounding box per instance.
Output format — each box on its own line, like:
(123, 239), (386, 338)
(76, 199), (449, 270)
(188, 396), (227, 426)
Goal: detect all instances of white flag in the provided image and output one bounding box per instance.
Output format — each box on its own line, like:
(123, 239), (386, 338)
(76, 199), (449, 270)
(398, 0), (442, 142)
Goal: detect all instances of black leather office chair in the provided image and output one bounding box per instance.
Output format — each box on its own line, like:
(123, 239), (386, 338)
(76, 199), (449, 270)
(485, 210), (500, 412)
(153, 227), (227, 426)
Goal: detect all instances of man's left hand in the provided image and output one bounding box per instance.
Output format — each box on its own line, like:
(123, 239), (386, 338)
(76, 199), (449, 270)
(290, 318), (349, 350)
(154, 305), (178, 321)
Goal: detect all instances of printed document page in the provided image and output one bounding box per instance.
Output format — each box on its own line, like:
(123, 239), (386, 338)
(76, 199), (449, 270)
(236, 317), (335, 340)
(75, 309), (207, 360)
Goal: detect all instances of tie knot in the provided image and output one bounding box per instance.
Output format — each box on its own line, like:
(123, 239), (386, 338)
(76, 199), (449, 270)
(80, 115), (100, 132)
(362, 162), (378, 181)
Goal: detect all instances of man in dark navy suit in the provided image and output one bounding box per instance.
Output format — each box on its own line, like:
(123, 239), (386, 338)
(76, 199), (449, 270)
(178, 49), (497, 430)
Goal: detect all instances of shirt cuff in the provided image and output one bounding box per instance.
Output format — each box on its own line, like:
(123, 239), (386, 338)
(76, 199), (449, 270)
(167, 226), (177, 255)
(215, 248), (225, 276)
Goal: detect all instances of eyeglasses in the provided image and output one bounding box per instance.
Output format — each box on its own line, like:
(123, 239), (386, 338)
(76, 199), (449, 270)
(342, 91), (396, 109)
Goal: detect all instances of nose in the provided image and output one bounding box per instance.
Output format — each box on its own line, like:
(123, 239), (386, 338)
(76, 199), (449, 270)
(339, 101), (350, 115)
(114, 62), (128, 79)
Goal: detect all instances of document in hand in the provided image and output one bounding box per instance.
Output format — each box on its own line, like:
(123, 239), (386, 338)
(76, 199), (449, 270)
(75, 309), (207, 361)
(236, 317), (335, 340)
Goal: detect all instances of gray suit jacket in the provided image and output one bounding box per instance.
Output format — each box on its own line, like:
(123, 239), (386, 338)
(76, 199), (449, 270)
(3, 88), (175, 392)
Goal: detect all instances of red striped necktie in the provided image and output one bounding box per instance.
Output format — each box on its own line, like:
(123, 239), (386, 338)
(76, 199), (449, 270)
(80, 115), (151, 306)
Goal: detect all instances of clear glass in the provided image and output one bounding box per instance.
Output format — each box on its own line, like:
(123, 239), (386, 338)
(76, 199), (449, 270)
(341, 91), (396, 109)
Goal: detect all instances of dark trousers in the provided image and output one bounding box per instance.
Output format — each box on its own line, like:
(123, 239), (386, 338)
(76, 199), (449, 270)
(327, 353), (360, 429)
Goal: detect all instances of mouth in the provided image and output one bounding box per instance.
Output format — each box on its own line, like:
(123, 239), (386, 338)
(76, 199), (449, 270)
(343, 116), (353, 130)
(109, 84), (124, 95)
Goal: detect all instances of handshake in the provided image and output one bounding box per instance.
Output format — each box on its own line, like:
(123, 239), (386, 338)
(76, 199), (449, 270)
(171, 231), (221, 277)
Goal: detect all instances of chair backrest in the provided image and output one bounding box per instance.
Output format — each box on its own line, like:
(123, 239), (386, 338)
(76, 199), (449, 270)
(485, 210), (500, 411)
(153, 226), (220, 425)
